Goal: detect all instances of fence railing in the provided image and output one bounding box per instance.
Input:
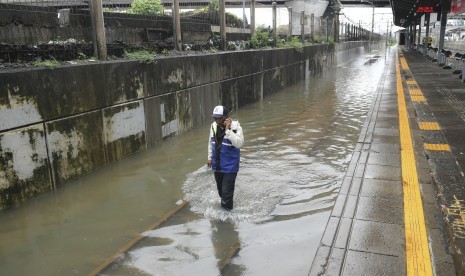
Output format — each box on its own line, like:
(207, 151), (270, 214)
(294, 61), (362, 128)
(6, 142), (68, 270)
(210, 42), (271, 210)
(0, 0), (381, 62)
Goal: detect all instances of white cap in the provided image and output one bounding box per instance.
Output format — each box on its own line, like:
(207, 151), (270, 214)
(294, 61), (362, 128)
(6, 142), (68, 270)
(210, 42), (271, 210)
(212, 105), (229, 118)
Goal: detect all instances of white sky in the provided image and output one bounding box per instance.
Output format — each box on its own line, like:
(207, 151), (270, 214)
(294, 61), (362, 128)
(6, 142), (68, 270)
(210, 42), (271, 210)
(227, 6), (402, 35)
(342, 7), (402, 34)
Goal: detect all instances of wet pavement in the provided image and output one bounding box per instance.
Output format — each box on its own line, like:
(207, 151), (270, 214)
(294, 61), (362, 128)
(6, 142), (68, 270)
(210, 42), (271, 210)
(309, 47), (458, 275)
(401, 48), (465, 275)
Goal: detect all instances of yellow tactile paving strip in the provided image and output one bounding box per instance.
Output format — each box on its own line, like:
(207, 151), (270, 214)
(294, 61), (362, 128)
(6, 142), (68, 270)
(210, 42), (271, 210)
(400, 56), (410, 70)
(411, 95), (426, 102)
(408, 88), (423, 95)
(397, 55), (433, 276)
(424, 143), (451, 152)
(418, 122), (441, 131)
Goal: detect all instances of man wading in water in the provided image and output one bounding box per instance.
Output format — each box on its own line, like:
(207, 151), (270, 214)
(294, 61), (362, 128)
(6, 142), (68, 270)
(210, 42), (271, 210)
(207, 105), (244, 211)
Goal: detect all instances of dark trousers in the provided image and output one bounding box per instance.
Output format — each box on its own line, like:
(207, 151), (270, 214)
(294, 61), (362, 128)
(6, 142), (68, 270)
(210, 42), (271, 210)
(214, 172), (237, 210)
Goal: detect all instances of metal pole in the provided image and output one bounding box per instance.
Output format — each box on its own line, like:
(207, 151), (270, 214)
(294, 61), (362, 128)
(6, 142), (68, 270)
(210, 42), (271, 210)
(371, 3), (374, 41)
(173, 0), (182, 51)
(89, 0), (107, 60)
(301, 11), (305, 42)
(346, 23), (348, 41)
(353, 24), (355, 40)
(406, 26), (410, 49)
(220, 0), (226, 50)
(251, 0), (255, 34)
(288, 7), (292, 36)
(326, 17), (328, 42)
(334, 12), (339, 43)
(417, 17), (422, 49)
(386, 21), (389, 48)
(350, 24), (352, 40)
(242, 0), (246, 29)
(438, 0), (451, 55)
(424, 13), (430, 55)
(311, 14), (314, 41)
(412, 23), (416, 49)
(272, 1), (277, 46)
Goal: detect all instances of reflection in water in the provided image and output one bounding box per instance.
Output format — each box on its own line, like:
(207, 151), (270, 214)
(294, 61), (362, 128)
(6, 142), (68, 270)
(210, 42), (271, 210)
(113, 218), (244, 276)
(0, 49), (389, 276)
(210, 220), (243, 275)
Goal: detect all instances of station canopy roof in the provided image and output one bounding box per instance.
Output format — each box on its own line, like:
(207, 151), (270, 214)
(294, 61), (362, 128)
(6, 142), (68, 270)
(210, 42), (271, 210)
(390, 0), (442, 27)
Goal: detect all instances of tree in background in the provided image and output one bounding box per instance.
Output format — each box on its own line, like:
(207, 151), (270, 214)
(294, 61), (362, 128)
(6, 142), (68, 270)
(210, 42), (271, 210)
(130, 0), (163, 15)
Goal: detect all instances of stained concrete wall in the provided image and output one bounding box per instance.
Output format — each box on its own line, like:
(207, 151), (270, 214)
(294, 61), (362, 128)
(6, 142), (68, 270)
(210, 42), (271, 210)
(0, 42), (373, 209)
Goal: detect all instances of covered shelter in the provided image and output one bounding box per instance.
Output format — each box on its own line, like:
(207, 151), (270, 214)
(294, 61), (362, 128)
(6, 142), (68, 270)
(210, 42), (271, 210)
(390, 0), (465, 58)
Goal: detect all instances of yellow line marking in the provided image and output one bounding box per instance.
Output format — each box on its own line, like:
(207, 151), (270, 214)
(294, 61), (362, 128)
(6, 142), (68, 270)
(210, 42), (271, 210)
(406, 80), (417, 85)
(401, 57), (410, 70)
(409, 88), (423, 96)
(418, 122), (441, 131)
(397, 55), (433, 276)
(411, 95), (426, 102)
(424, 143), (451, 152)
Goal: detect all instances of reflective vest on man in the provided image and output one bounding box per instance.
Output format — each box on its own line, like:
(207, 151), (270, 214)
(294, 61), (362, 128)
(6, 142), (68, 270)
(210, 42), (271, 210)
(209, 122), (241, 173)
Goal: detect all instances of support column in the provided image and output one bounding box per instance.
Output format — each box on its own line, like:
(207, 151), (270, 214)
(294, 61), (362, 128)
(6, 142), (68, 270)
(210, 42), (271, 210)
(407, 26), (411, 49)
(288, 7), (292, 36)
(438, 0), (451, 58)
(370, 4), (374, 41)
(272, 1), (277, 46)
(417, 17), (422, 50)
(89, 0), (107, 60)
(412, 24), (416, 49)
(311, 14), (314, 41)
(173, 0), (182, 51)
(424, 13), (430, 55)
(334, 13), (339, 43)
(326, 17), (329, 42)
(346, 23), (348, 41)
(301, 11), (305, 42)
(251, 0), (255, 34)
(220, 0), (226, 50)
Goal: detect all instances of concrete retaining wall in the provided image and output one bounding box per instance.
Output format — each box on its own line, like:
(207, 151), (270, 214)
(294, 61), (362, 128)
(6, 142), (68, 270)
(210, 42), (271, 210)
(0, 41), (372, 209)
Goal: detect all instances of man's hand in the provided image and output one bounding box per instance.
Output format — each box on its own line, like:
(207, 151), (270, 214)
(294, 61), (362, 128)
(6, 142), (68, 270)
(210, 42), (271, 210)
(207, 160), (212, 168)
(225, 118), (232, 130)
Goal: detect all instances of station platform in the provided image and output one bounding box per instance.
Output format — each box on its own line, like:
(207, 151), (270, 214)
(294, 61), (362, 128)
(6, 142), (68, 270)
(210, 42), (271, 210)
(309, 46), (465, 275)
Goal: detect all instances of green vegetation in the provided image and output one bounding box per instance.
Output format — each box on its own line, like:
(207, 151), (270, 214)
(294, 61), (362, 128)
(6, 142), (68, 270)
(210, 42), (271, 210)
(124, 50), (156, 63)
(289, 37), (304, 52)
(250, 30), (270, 49)
(312, 35), (322, 44)
(161, 49), (171, 55)
(129, 0), (163, 15)
(78, 52), (87, 60)
(194, 0), (218, 12)
(33, 59), (60, 69)
(328, 36), (335, 45)
(275, 36), (304, 52)
(388, 37), (397, 46)
(206, 0), (218, 11)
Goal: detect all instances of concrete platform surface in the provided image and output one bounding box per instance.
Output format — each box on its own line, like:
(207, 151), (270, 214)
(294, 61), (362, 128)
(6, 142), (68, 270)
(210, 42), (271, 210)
(308, 46), (464, 275)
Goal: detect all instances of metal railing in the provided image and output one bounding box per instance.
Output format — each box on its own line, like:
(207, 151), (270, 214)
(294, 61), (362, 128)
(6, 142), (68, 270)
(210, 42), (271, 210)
(0, 0), (380, 62)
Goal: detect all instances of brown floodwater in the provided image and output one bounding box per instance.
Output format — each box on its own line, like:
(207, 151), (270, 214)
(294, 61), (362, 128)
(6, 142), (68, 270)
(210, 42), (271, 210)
(0, 47), (388, 276)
